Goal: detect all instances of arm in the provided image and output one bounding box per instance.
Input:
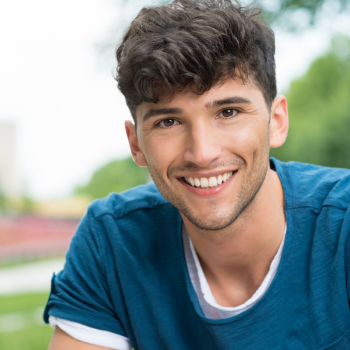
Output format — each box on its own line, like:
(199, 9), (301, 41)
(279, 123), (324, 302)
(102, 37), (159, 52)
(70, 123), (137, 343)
(48, 327), (118, 350)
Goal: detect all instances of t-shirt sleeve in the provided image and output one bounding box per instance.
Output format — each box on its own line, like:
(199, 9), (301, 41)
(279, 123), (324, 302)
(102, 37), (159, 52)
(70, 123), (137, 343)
(49, 316), (132, 350)
(43, 210), (127, 337)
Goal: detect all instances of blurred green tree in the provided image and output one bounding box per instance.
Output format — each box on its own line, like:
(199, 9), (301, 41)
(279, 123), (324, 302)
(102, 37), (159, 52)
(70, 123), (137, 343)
(258, 0), (349, 28)
(75, 157), (150, 199)
(0, 190), (6, 213)
(271, 35), (350, 168)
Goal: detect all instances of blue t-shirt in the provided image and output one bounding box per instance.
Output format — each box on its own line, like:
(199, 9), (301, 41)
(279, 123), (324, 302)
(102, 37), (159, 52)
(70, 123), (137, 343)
(44, 158), (350, 349)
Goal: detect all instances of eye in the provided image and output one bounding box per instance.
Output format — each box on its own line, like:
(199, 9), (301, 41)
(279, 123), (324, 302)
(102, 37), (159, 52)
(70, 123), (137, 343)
(157, 118), (179, 128)
(218, 109), (238, 119)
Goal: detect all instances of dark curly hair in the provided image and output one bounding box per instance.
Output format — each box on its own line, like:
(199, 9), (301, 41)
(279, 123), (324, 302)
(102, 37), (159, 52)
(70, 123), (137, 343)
(116, 0), (276, 122)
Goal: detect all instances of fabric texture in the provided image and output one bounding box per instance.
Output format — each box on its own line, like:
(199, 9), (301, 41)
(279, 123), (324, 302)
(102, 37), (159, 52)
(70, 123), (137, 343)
(47, 224), (286, 347)
(44, 158), (350, 349)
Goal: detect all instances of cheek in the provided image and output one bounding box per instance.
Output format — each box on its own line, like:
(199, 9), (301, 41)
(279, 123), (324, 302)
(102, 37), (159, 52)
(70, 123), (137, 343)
(218, 122), (265, 158)
(143, 133), (184, 174)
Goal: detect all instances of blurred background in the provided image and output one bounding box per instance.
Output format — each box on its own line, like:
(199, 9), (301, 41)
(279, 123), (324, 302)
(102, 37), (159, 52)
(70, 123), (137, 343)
(0, 0), (349, 348)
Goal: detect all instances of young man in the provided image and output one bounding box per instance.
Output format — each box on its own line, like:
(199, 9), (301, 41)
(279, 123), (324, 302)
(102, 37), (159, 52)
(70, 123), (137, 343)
(45, 0), (350, 349)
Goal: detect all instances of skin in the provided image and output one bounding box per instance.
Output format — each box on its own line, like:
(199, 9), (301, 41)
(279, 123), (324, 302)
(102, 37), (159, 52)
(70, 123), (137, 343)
(48, 326), (115, 350)
(48, 78), (289, 348)
(127, 78), (289, 307)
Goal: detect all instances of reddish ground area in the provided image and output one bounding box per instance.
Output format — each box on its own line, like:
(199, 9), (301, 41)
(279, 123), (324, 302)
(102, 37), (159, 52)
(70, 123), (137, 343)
(0, 215), (79, 263)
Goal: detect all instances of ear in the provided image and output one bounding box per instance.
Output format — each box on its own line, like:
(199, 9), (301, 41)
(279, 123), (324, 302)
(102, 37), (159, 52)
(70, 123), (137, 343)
(270, 95), (289, 148)
(125, 120), (147, 167)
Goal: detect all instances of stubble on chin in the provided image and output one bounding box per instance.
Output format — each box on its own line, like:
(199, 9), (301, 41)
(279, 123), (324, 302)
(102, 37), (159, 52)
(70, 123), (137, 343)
(143, 120), (270, 233)
(146, 155), (267, 233)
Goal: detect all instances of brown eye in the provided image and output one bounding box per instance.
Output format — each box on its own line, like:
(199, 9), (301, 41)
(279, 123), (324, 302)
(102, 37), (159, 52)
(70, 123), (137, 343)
(220, 109), (237, 118)
(158, 119), (179, 128)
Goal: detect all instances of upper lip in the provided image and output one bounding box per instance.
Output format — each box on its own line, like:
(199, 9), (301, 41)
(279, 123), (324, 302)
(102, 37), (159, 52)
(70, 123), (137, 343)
(176, 169), (237, 179)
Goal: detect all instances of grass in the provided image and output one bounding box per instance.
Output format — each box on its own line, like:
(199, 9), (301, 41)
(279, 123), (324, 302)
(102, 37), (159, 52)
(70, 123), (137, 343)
(0, 324), (54, 350)
(0, 292), (54, 350)
(0, 292), (50, 315)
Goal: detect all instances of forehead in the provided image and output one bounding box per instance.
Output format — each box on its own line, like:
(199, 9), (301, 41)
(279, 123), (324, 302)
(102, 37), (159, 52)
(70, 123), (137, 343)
(136, 78), (267, 123)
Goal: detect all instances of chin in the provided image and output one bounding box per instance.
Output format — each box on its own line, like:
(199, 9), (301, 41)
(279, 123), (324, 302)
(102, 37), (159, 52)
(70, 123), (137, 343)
(182, 209), (238, 232)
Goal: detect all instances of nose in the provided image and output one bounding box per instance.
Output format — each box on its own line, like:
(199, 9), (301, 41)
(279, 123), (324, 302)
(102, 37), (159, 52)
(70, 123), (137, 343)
(183, 120), (221, 168)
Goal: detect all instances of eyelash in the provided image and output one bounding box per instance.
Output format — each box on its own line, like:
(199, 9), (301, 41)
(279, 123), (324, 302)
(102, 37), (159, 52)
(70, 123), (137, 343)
(155, 108), (239, 128)
(217, 108), (239, 119)
(156, 119), (180, 128)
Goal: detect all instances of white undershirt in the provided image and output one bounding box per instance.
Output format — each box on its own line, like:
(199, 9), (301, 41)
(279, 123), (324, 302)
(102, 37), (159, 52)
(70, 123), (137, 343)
(49, 225), (286, 349)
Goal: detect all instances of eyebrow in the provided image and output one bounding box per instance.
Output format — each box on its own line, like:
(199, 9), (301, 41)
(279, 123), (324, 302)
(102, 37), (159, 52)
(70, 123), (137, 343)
(205, 97), (252, 109)
(142, 108), (183, 122)
(141, 96), (252, 122)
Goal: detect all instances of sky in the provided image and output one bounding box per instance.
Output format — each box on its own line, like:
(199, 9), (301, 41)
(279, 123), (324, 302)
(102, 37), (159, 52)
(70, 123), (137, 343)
(0, 0), (349, 200)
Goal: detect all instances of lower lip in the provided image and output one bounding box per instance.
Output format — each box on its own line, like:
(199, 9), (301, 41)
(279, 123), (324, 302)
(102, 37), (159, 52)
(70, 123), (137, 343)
(179, 172), (236, 197)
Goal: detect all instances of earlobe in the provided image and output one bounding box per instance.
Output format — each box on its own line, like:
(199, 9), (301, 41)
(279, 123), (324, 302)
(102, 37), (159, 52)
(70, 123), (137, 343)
(125, 120), (148, 167)
(270, 95), (289, 148)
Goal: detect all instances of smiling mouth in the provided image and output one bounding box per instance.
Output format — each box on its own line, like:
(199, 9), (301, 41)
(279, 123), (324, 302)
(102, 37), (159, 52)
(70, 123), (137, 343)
(182, 171), (236, 189)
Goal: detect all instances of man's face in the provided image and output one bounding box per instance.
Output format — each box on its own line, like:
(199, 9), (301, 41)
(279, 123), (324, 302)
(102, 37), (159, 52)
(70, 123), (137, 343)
(133, 79), (272, 231)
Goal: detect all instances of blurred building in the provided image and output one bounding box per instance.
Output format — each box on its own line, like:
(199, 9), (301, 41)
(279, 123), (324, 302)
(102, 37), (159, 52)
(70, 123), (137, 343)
(0, 122), (20, 198)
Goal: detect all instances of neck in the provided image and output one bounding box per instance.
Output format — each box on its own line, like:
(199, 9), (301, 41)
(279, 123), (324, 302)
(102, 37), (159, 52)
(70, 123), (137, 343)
(181, 168), (285, 307)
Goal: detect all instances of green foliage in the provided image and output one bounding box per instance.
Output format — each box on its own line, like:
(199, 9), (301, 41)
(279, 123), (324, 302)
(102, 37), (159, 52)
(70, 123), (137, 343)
(0, 195), (36, 215)
(0, 190), (6, 213)
(21, 196), (35, 213)
(258, 0), (349, 28)
(270, 35), (350, 168)
(76, 156), (150, 199)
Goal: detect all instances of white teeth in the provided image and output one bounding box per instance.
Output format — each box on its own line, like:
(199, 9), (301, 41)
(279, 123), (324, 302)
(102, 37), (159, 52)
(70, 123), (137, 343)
(184, 171), (235, 188)
(194, 177), (200, 187)
(200, 177), (209, 187)
(209, 176), (217, 187)
(218, 174), (222, 185)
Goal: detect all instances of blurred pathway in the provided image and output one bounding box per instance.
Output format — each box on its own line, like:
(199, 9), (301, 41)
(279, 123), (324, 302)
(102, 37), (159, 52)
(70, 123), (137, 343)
(0, 258), (65, 295)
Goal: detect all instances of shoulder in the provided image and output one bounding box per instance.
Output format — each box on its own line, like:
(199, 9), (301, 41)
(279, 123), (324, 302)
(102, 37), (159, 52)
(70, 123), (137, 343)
(86, 182), (171, 220)
(271, 158), (350, 210)
(72, 183), (179, 254)
(78, 183), (181, 266)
